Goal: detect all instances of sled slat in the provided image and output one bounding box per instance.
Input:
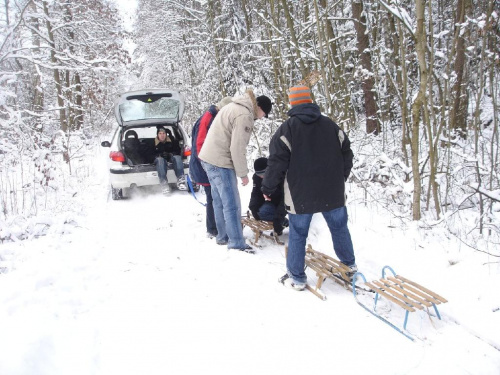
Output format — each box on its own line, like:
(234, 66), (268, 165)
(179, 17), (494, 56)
(385, 277), (435, 307)
(372, 280), (424, 310)
(365, 282), (416, 312)
(395, 275), (448, 304)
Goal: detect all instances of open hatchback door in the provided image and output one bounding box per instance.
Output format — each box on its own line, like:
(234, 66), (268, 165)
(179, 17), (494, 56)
(115, 89), (185, 126)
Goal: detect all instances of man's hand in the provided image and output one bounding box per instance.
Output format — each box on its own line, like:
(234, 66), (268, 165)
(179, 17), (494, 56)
(241, 176), (249, 186)
(263, 194), (271, 201)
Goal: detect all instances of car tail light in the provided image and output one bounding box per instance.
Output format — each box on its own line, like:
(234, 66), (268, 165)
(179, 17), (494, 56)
(183, 146), (191, 157)
(109, 151), (126, 162)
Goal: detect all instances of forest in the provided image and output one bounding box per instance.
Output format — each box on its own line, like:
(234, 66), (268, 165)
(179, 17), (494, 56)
(0, 0), (499, 257)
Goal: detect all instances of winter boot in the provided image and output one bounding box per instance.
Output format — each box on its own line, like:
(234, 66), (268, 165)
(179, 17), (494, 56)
(176, 175), (187, 191)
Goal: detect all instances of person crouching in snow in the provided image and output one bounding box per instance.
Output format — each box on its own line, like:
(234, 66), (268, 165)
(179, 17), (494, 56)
(154, 127), (186, 194)
(248, 157), (288, 235)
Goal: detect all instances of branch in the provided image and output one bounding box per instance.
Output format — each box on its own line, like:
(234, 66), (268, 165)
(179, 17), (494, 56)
(377, 0), (415, 37)
(448, 230), (500, 258)
(0, 0), (35, 55)
(469, 184), (500, 202)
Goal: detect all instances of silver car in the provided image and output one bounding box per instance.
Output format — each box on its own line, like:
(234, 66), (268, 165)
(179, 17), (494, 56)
(101, 89), (197, 200)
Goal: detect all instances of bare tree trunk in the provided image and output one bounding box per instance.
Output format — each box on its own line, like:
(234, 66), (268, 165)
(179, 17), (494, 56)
(281, 0), (308, 79)
(424, 3), (441, 219)
(449, 0), (472, 137)
(74, 72), (83, 130)
(312, 0), (332, 116)
(410, 0), (429, 221)
(29, 2), (44, 120)
(240, 0), (252, 35)
(63, 3), (83, 131)
(207, 0), (226, 95)
(318, 0), (355, 128)
(43, 0), (67, 132)
(487, 60), (498, 235)
(4, 0), (9, 24)
(264, 0), (288, 121)
(352, 0), (380, 134)
(472, 0), (497, 234)
(388, 13), (410, 172)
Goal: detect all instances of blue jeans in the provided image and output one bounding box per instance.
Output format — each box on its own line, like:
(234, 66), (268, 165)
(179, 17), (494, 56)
(155, 155), (184, 183)
(258, 202), (275, 222)
(201, 161), (246, 249)
(287, 206), (355, 284)
(203, 185), (217, 236)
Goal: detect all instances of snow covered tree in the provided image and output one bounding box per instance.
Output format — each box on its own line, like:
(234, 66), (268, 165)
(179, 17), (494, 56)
(0, 0), (128, 218)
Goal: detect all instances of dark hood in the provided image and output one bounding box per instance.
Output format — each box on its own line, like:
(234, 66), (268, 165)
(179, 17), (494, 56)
(207, 104), (218, 117)
(287, 103), (322, 124)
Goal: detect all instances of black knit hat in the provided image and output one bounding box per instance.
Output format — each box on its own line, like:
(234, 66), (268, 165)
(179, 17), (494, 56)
(254, 157), (268, 176)
(157, 127), (167, 135)
(256, 95), (272, 118)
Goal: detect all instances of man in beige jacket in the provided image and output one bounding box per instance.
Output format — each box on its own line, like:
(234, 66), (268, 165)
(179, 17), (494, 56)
(199, 89), (272, 252)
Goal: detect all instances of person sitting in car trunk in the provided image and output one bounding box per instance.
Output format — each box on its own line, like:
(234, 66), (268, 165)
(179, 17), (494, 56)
(154, 127), (186, 194)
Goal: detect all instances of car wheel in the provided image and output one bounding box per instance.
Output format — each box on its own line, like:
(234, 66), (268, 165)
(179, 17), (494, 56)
(121, 187), (130, 199)
(111, 186), (122, 200)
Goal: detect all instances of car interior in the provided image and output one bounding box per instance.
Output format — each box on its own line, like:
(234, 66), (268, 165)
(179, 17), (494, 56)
(120, 125), (185, 166)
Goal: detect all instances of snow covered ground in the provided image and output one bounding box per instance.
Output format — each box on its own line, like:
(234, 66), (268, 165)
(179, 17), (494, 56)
(0, 146), (499, 375)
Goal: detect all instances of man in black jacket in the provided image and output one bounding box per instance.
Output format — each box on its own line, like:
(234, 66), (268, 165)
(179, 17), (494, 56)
(262, 85), (357, 291)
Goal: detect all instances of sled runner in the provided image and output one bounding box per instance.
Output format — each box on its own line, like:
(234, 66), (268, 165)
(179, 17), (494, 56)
(241, 212), (284, 246)
(352, 265), (448, 341)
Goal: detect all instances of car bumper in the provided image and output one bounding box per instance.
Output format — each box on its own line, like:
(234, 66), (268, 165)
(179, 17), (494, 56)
(108, 163), (189, 189)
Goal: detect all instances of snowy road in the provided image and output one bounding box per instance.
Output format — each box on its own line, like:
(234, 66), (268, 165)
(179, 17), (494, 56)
(0, 151), (499, 374)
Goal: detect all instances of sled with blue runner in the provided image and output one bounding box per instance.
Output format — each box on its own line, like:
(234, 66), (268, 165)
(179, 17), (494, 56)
(352, 265), (448, 341)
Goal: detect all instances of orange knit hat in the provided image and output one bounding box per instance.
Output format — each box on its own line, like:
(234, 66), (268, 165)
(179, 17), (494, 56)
(288, 85), (313, 107)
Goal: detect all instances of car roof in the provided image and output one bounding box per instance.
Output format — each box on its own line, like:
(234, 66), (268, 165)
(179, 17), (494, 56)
(114, 89), (185, 127)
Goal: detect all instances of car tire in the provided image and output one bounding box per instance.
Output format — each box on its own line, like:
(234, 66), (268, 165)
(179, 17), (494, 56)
(121, 187), (130, 199)
(111, 186), (122, 200)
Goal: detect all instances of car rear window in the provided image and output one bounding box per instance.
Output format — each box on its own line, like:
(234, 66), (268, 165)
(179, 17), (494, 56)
(119, 94), (180, 122)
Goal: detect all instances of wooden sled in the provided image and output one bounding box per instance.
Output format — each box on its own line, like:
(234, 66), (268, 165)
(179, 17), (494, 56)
(304, 245), (355, 300)
(241, 212), (284, 246)
(352, 266), (448, 341)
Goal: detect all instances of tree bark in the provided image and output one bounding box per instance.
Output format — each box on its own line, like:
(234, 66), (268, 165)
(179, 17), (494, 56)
(352, 0), (380, 135)
(410, 0), (429, 221)
(319, 0), (355, 128)
(312, 0), (332, 116)
(281, 0), (308, 79)
(449, 0), (472, 137)
(29, 2), (44, 119)
(43, 0), (67, 132)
